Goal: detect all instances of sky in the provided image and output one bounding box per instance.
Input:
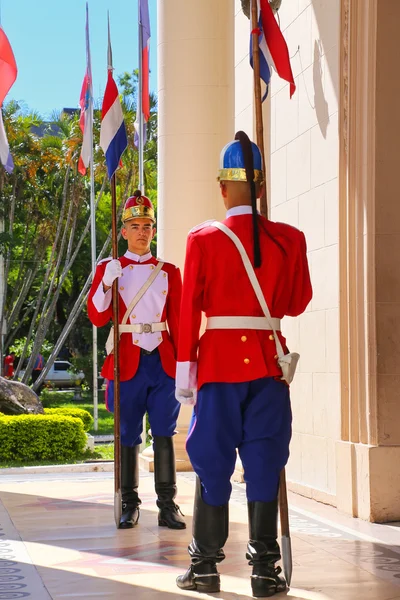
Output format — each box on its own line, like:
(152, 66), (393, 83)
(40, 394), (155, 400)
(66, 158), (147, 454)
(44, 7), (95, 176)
(1, 0), (158, 119)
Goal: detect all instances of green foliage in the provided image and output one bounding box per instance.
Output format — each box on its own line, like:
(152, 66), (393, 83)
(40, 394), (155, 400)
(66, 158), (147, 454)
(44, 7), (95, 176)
(0, 414), (87, 461)
(93, 444), (114, 460)
(40, 389), (114, 436)
(10, 338), (54, 362)
(2, 75), (158, 377)
(44, 407), (93, 432)
(0, 231), (12, 255)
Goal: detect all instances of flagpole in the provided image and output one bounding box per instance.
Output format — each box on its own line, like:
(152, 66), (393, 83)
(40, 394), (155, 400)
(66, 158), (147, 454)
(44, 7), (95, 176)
(138, 0), (144, 194)
(111, 171), (121, 526)
(105, 11), (122, 527)
(86, 3), (99, 432)
(251, 0), (292, 586)
(251, 0), (268, 218)
(90, 118), (98, 430)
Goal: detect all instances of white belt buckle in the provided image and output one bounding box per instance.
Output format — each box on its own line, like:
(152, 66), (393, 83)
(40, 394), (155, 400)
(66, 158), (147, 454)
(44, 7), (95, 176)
(142, 323), (152, 334)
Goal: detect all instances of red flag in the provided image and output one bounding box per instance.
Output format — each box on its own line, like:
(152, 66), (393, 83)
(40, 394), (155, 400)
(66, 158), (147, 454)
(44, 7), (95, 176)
(259, 0), (295, 98)
(0, 27), (17, 107)
(78, 3), (93, 176)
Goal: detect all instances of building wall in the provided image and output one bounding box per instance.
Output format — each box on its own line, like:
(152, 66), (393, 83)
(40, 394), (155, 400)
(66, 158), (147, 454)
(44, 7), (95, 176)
(234, 0), (341, 500)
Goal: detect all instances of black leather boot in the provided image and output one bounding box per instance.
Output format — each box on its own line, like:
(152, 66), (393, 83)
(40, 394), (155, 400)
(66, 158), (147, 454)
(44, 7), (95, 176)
(177, 477), (229, 593)
(118, 445), (141, 529)
(247, 500), (287, 597)
(153, 436), (186, 529)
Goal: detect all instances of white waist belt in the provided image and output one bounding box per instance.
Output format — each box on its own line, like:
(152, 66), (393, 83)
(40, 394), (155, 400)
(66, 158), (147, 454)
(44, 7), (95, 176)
(119, 322), (167, 334)
(206, 316), (281, 331)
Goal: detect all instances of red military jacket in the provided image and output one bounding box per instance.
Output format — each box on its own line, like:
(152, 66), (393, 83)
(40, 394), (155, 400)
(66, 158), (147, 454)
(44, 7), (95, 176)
(176, 206), (312, 391)
(87, 250), (182, 382)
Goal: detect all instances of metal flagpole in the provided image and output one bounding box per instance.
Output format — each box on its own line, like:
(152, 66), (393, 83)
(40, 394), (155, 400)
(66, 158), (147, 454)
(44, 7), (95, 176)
(138, 0), (147, 454)
(111, 172), (121, 526)
(250, 0), (292, 586)
(86, 3), (99, 431)
(107, 12), (122, 527)
(138, 0), (144, 194)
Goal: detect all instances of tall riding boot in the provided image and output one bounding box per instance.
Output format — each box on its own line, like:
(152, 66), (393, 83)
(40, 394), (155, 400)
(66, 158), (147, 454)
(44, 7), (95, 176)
(247, 499), (287, 597)
(118, 445), (141, 529)
(153, 436), (186, 530)
(177, 477), (229, 593)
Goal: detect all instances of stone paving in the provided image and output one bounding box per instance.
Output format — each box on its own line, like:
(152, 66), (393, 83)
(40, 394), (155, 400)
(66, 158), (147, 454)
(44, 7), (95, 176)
(1, 469), (400, 599)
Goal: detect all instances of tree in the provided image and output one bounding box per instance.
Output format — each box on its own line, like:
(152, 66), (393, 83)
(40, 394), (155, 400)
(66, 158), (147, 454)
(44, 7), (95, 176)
(1, 71), (158, 391)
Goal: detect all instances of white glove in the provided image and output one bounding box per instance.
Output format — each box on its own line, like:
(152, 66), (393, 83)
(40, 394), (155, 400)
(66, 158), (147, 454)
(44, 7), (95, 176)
(103, 259), (122, 288)
(175, 388), (197, 406)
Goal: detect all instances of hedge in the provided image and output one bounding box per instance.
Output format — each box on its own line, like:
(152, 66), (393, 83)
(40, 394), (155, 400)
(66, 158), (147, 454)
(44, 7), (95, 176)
(44, 407), (93, 432)
(0, 414), (87, 462)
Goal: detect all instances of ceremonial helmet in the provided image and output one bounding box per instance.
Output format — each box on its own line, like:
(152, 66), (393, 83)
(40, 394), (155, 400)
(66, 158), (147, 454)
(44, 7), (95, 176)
(218, 131), (264, 268)
(122, 190), (156, 224)
(218, 138), (264, 183)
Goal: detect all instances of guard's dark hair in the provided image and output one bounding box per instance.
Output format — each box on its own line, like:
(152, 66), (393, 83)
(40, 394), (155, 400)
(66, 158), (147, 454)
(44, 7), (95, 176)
(234, 131), (261, 268)
(133, 189), (142, 197)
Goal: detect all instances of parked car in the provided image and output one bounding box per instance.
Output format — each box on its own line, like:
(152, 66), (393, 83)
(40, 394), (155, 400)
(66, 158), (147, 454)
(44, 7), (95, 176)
(20, 361), (85, 389)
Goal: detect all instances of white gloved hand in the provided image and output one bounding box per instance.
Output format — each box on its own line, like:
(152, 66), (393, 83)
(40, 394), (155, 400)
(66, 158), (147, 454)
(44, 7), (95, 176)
(103, 259), (122, 288)
(175, 388), (197, 406)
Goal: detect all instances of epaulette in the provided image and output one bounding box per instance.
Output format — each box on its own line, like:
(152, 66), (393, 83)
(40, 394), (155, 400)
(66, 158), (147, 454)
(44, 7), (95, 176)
(189, 219), (217, 234)
(97, 257), (113, 265)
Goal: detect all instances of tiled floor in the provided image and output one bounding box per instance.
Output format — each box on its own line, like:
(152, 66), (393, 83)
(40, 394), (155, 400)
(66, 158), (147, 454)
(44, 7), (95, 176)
(1, 470), (400, 600)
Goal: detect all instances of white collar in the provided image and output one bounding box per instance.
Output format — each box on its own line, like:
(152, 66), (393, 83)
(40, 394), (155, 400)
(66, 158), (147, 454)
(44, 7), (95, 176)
(226, 206), (253, 218)
(125, 250), (152, 263)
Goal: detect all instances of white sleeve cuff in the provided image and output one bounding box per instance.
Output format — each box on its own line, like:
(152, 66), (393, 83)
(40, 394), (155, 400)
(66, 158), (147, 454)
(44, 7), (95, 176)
(92, 281), (112, 312)
(176, 360), (198, 391)
(175, 388), (197, 405)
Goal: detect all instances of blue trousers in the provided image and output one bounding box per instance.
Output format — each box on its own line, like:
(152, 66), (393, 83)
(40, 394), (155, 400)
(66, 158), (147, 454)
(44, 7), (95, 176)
(106, 352), (180, 447)
(186, 377), (292, 506)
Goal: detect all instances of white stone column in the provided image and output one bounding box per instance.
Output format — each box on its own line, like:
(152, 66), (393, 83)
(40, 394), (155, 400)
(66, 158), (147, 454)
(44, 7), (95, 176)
(154, 0), (235, 470)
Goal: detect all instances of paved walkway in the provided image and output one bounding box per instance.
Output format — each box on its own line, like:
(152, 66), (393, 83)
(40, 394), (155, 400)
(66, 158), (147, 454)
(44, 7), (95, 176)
(1, 469), (400, 599)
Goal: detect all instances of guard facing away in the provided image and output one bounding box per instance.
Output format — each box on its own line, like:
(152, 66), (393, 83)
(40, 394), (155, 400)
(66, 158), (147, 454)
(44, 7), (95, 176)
(88, 191), (185, 531)
(175, 132), (312, 596)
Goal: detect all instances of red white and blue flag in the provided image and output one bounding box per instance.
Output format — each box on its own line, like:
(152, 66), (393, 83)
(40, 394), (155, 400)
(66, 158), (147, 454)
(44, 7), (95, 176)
(250, 0), (295, 99)
(0, 111), (14, 174)
(134, 0), (150, 148)
(0, 26), (17, 174)
(100, 18), (128, 179)
(78, 3), (93, 176)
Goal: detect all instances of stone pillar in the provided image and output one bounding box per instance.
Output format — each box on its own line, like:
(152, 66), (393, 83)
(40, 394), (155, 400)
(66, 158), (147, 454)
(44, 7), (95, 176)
(140, 0), (234, 471)
(336, 0), (400, 522)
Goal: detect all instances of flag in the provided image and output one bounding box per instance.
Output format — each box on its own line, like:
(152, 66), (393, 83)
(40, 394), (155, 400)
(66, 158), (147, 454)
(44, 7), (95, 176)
(0, 109), (14, 174)
(0, 27), (17, 173)
(100, 17), (127, 179)
(78, 3), (93, 176)
(0, 27), (17, 107)
(250, 0), (295, 99)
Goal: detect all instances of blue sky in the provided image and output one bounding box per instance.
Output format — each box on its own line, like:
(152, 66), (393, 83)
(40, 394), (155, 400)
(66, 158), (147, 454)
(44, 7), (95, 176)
(1, 0), (157, 119)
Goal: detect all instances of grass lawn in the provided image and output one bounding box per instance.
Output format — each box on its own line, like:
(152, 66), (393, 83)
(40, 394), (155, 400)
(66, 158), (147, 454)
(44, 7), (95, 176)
(93, 444), (114, 460)
(0, 445), (114, 468)
(40, 388), (114, 436)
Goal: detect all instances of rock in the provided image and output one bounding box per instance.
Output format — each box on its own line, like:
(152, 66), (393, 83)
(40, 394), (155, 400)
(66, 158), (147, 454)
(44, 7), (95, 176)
(0, 377), (44, 415)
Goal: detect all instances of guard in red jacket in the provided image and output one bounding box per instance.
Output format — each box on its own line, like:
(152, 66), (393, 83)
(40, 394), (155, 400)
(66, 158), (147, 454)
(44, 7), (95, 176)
(176, 133), (312, 596)
(88, 191), (185, 531)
